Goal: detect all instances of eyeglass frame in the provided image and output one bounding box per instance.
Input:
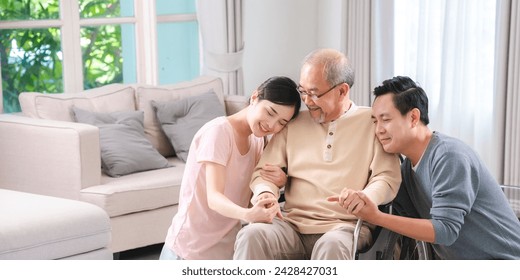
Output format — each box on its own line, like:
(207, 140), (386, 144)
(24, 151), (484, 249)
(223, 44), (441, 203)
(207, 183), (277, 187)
(297, 83), (343, 101)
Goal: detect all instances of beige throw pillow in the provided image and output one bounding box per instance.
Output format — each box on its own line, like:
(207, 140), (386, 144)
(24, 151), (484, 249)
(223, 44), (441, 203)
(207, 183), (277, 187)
(137, 76), (225, 157)
(19, 84), (136, 121)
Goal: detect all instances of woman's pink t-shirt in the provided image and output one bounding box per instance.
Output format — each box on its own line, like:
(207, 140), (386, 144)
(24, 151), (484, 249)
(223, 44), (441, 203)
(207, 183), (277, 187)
(164, 117), (263, 259)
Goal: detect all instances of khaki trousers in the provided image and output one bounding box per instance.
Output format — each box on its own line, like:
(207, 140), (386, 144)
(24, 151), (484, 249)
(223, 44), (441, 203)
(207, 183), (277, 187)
(233, 218), (371, 260)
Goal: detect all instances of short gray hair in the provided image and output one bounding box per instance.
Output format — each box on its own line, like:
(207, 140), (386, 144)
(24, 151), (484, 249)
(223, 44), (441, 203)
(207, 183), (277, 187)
(302, 48), (355, 88)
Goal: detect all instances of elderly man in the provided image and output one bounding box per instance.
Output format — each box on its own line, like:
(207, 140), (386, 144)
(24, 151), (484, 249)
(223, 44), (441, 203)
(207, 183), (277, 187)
(233, 49), (401, 260)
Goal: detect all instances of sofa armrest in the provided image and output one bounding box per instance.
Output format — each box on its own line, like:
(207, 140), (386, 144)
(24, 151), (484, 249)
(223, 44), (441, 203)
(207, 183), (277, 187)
(224, 95), (249, 116)
(0, 114), (101, 200)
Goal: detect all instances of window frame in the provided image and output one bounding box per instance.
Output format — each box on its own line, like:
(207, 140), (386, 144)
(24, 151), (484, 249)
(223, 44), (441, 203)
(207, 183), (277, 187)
(0, 0), (198, 113)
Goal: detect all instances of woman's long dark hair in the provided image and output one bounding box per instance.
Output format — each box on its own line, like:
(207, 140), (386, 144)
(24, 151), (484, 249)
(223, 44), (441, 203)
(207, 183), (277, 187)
(256, 76), (301, 120)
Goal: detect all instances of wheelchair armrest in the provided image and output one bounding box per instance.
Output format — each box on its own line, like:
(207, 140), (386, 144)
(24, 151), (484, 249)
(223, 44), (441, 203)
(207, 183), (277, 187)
(352, 202), (393, 259)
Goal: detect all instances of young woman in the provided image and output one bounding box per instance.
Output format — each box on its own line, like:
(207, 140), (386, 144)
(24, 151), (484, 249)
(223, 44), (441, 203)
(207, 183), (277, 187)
(160, 76), (301, 260)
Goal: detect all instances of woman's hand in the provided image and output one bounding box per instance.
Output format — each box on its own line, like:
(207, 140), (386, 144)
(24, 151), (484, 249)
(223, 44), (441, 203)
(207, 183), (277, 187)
(259, 163), (287, 188)
(244, 196), (282, 223)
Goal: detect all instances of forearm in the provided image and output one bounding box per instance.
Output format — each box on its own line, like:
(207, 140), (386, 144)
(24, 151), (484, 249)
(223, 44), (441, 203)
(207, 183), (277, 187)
(374, 212), (435, 243)
(207, 192), (248, 221)
(250, 127), (288, 196)
(251, 183), (278, 203)
(365, 140), (402, 205)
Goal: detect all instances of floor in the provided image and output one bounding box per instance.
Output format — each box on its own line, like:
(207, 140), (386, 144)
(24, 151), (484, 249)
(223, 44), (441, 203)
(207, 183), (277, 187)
(116, 243), (163, 260)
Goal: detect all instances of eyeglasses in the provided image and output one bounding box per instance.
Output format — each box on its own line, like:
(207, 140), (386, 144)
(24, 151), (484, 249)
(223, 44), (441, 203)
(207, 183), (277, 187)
(297, 83), (342, 101)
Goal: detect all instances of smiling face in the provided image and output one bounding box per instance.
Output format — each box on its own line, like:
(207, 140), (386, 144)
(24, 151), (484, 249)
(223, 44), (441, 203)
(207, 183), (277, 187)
(247, 95), (296, 137)
(299, 63), (346, 123)
(372, 93), (415, 154)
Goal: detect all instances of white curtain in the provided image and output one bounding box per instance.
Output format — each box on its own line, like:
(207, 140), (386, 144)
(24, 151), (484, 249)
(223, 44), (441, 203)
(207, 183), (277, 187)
(371, 0), (395, 105)
(344, 0), (372, 106)
(196, 0), (244, 96)
(389, 0), (503, 179)
(500, 0), (520, 185)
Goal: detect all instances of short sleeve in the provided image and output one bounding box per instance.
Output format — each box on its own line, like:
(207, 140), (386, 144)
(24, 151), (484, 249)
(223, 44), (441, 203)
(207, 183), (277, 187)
(194, 120), (233, 167)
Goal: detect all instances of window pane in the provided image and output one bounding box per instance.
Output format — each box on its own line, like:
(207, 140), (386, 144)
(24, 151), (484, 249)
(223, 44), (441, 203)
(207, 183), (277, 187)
(156, 0), (196, 15)
(157, 21), (199, 84)
(81, 24), (136, 89)
(0, 0), (59, 20)
(79, 0), (134, 18)
(0, 28), (63, 113)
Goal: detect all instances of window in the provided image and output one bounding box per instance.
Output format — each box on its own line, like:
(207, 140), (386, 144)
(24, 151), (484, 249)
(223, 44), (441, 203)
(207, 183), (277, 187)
(0, 0), (199, 113)
(392, 0), (499, 176)
(156, 0), (199, 85)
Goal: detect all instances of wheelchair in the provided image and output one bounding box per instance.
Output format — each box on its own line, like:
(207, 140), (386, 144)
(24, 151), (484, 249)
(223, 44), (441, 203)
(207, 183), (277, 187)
(501, 185), (520, 221)
(354, 184), (520, 260)
(278, 187), (434, 260)
(352, 154), (435, 260)
(352, 203), (434, 260)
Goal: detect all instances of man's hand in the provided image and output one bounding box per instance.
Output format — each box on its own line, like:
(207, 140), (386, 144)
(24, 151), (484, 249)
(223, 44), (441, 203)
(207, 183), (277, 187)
(329, 190), (380, 223)
(327, 188), (366, 214)
(259, 164), (287, 188)
(352, 192), (380, 222)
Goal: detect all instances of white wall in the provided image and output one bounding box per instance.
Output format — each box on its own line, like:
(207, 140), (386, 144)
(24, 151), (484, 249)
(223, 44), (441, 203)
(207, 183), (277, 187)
(242, 0), (345, 96)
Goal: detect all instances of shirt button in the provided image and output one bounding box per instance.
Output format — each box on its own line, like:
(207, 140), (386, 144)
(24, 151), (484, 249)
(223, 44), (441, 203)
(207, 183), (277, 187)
(327, 144), (332, 149)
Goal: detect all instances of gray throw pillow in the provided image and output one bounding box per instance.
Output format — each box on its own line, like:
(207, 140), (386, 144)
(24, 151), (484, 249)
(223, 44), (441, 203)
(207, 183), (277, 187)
(151, 91), (226, 162)
(71, 106), (169, 177)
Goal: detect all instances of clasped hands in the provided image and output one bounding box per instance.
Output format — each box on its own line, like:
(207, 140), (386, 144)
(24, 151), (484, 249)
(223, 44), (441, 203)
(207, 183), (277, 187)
(327, 188), (377, 220)
(245, 192), (283, 224)
(245, 164), (287, 224)
(252, 165), (378, 223)
(249, 188), (379, 224)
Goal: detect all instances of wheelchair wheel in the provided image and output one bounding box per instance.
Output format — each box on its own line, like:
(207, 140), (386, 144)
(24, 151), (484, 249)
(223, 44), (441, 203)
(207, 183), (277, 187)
(380, 231), (434, 260)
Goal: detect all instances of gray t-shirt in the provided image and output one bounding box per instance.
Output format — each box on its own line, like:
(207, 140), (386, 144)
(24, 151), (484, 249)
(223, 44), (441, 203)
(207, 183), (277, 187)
(399, 132), (520, 259)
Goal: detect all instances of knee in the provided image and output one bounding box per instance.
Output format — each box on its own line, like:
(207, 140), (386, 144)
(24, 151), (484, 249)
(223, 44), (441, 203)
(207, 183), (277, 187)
(315, 238), (350, 252)
(312, 234), (353, 260)
(236, 223), (270, 245)
(234, 223), (273, 260)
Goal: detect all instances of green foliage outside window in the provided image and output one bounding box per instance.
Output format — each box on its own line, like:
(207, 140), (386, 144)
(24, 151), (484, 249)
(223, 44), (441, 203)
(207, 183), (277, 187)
(0, 0), (123, 113)
(81, 24), (124, 90)
(81, 0), (124, 90)
(0, 0), (60, 20)
(0, 27), (63, 113)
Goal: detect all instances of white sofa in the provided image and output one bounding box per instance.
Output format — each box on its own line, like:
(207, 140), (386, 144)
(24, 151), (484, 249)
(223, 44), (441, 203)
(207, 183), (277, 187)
(0, 76), (248, 253)
(0, 189), (112, 260)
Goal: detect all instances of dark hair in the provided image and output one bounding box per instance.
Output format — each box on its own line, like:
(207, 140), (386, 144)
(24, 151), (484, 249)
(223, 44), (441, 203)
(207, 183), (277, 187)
(256, 76), (301, 120)
(373, 76), (430, 125)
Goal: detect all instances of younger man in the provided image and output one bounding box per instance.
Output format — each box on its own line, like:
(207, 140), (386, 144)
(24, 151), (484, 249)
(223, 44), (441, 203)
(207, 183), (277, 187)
(352, 76), (520, 259)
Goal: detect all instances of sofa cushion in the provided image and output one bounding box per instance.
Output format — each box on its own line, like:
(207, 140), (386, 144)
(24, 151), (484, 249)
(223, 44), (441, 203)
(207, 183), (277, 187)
(0, 189), (111, 260)
(80, 157), (184, 217)
(19, 84), (136, 122)
(151, 91), (226, 162)
(72, 107), (169, 177)
(137, 76), (225, 157)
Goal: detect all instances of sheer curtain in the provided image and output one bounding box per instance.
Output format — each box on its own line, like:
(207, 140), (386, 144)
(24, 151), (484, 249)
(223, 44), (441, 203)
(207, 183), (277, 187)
(390, 0), (503, 179)
(344, 0), (372, 106)
(499, 0), (520, 185)
(196, 0), (244, 96)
